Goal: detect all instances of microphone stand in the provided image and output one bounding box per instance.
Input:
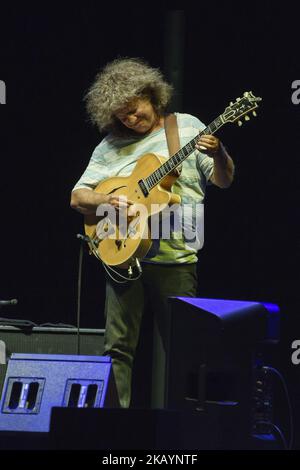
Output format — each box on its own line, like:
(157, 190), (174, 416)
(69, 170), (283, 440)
(76, 235), (86, 355)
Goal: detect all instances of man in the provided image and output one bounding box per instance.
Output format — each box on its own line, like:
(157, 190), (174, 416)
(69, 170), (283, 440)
(71, 58), (235, 408)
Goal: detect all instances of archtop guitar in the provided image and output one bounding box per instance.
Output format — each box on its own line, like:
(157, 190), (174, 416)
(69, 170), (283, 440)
(84, 91), (261, 269)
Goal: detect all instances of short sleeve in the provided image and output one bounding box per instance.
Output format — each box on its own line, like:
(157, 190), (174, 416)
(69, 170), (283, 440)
(187, 114), (214, 183)
(72, 142), (110, 191)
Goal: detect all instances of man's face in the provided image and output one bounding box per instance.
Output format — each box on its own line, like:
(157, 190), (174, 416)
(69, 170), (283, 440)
(115, 97), (159, 134)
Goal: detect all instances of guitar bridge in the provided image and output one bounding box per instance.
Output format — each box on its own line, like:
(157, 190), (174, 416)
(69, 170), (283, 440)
(138, 179), (149, 197)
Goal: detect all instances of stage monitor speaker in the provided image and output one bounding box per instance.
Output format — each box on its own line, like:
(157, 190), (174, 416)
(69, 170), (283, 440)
(0, 353), (118, 433)
(158, 297), (279, 438)
(0, 326), (105, 395)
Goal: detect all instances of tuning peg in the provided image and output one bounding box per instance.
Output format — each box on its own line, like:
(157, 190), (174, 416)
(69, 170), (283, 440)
(245, 115), (250, 121)
(238, 120), (243, 127)
(230, 102), (234, 106)
(236, 97), (241, 102)
(252, 111), (257, 117)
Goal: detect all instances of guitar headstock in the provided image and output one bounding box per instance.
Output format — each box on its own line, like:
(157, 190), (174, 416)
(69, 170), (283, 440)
(222, 91), (262, 126)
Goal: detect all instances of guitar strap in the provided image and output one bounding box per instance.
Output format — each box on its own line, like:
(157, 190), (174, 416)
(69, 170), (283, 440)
(164, 113), (181, 157)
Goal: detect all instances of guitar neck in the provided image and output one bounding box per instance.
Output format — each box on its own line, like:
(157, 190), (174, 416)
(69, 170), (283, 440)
(145, 114), (226, 190)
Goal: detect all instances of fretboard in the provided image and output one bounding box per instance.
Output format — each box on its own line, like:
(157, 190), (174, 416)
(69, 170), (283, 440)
(145, 114), (225, 190)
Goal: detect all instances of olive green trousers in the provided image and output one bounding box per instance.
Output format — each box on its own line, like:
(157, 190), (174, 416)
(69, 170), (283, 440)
(103, 263), (197, 408)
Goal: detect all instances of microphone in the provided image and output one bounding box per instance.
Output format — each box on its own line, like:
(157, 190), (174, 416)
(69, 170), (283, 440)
(0, 299), (18, 306)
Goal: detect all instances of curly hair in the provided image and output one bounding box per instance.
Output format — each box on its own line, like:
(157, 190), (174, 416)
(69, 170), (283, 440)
(84, 58), (173, 135)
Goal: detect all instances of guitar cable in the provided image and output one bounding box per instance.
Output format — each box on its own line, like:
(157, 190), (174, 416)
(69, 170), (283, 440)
(77, 233), (142, 284)
(262, 366), (294, 450)
(102, 262), (142, 284)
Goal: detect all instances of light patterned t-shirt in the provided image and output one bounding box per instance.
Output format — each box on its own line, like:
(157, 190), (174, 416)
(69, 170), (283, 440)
(72, 113), (214, 264)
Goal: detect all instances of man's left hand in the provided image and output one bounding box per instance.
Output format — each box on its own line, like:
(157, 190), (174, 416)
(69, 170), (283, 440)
(195, 135), (222, 158)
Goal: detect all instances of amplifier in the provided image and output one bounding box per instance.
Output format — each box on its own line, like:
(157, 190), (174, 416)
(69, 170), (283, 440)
(0, 326), (105, 395)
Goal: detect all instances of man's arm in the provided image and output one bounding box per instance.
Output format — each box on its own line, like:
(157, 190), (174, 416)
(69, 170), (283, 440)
(209, 144), (235, 188)
(196, 135), (235, 188)
(70, 188), (109, 215)
(70, 188), (133, 215)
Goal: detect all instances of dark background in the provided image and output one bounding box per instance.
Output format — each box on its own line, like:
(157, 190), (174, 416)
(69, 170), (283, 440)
(0, 3), (299, 446)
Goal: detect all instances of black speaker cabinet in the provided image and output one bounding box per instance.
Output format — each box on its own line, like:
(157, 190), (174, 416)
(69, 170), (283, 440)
(0, 326), (105, 395)
(151, 296), (279, 441)
(50, 404), (245, 450)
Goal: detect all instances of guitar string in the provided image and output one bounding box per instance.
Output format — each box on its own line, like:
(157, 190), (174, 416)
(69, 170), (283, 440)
(146, 116), (225, 191)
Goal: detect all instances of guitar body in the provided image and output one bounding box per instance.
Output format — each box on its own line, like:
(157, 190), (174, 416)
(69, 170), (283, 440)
(84, 152), (181, 269)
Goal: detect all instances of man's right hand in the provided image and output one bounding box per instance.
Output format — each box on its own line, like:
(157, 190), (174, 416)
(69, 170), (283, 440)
(106, 194), (134, 210)
(71, 188), (134, 215)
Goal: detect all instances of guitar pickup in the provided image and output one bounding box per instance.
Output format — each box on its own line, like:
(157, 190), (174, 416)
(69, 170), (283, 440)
(138, 179), (149, 197)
